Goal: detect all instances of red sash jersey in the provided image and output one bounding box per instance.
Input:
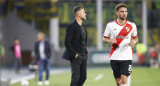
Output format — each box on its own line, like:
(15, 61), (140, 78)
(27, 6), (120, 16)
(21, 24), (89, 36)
(103, 19), (137, 60)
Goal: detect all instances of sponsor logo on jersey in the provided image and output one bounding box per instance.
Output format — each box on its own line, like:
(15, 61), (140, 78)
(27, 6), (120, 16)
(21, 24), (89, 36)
(116, 35), (129, 39)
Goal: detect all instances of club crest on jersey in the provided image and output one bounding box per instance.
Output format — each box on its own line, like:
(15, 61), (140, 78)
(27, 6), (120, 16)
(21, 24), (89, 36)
(126, 27), (130, 32)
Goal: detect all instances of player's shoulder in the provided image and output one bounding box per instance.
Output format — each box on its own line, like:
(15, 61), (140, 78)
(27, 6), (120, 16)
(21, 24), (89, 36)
(67, 20), (77, 28)
(66, 21), (76, 31)
(127, 20), (136, 25)
(106, 20), (116, 26)
(108, 20), (116, 24)
(68, 21), (75, 26)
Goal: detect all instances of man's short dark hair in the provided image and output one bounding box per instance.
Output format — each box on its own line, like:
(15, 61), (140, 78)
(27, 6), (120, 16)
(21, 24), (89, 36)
(14, 37), (19, 41)
(115, 3), (127, 11)
(73, 6), (84, 14)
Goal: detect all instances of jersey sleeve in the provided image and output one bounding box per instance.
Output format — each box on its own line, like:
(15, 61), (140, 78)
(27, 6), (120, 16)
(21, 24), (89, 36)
(103, 23), (111, 38)
(131, 23), (138, 38)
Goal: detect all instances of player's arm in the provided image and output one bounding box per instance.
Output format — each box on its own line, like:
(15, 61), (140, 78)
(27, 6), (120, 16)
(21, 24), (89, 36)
(103, 37), (117, 44)
(65, 25), (78, 58)
(103, 23), (117, 44)
(130, 36), (138, 48)
(130, 23), (138, 48)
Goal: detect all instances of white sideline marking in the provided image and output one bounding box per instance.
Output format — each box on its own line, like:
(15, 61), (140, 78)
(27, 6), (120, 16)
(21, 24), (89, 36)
(94, 74), (103, 81)
(11, 70), (66, 84)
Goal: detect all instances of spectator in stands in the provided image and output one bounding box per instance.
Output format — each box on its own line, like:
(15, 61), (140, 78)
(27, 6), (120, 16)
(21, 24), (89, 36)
(156, 41), (160, 67)
(0, 44), (5, 68)
(137, 52), (146, 66)
(149, 47), (158, 68)
(0, 44), (5, 59)
(135, 43), (147, 66)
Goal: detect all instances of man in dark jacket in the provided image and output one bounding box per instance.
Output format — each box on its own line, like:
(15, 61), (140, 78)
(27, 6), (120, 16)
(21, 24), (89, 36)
(63, 6), (88, 86)
(35, 32), (51, 86)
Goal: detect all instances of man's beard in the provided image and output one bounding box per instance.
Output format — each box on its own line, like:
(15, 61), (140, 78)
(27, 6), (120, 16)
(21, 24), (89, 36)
(82, 18), (86, 20)
(80, 16), (86, 20)
(119, 16), (126, 20)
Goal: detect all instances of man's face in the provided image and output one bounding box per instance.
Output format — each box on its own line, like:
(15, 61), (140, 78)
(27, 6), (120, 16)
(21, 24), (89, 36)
(77, 8), (87, 20)
(37, 34), (44, 41)
(116, 7), (128, 20)
(15, 40), (19, 44)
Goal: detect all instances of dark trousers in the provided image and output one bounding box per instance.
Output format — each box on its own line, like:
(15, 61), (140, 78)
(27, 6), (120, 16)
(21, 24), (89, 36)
(15, 57), (21, 73)
(39, 58), (50, 81)
(70, 57), (87, 86)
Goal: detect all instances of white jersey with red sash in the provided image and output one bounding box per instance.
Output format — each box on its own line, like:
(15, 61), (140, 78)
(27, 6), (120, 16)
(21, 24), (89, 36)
(103, 19), (137, 60)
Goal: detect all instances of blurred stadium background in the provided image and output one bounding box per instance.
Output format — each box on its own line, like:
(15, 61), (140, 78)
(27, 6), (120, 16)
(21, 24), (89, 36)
(0, 0), (160, 86)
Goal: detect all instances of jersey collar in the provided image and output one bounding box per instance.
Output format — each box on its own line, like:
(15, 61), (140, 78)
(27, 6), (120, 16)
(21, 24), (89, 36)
(115, 19), (127, 26)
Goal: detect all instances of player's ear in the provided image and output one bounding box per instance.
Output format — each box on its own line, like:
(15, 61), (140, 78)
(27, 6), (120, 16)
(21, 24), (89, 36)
(116, 11), (118, 16)
(75, 12), (79, 17)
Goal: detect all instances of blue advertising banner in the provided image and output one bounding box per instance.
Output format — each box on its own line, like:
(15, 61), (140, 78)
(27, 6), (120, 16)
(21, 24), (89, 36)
(14, 0), (24, 9)
(90, 51), (138, 64)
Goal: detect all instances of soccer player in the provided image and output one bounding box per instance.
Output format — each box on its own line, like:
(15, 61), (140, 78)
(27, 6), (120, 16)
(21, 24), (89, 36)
(103, 3), (138, 86)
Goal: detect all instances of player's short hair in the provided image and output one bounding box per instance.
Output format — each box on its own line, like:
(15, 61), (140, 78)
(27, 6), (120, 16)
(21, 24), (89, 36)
(73, 6), (84, 14)
(14, 37), (18, 40)
(38, 32), (44, 37)
(115, 3), (127, 11)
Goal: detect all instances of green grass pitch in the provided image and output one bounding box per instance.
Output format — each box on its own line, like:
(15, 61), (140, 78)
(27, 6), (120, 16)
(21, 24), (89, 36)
(12, 67), (160, 86)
